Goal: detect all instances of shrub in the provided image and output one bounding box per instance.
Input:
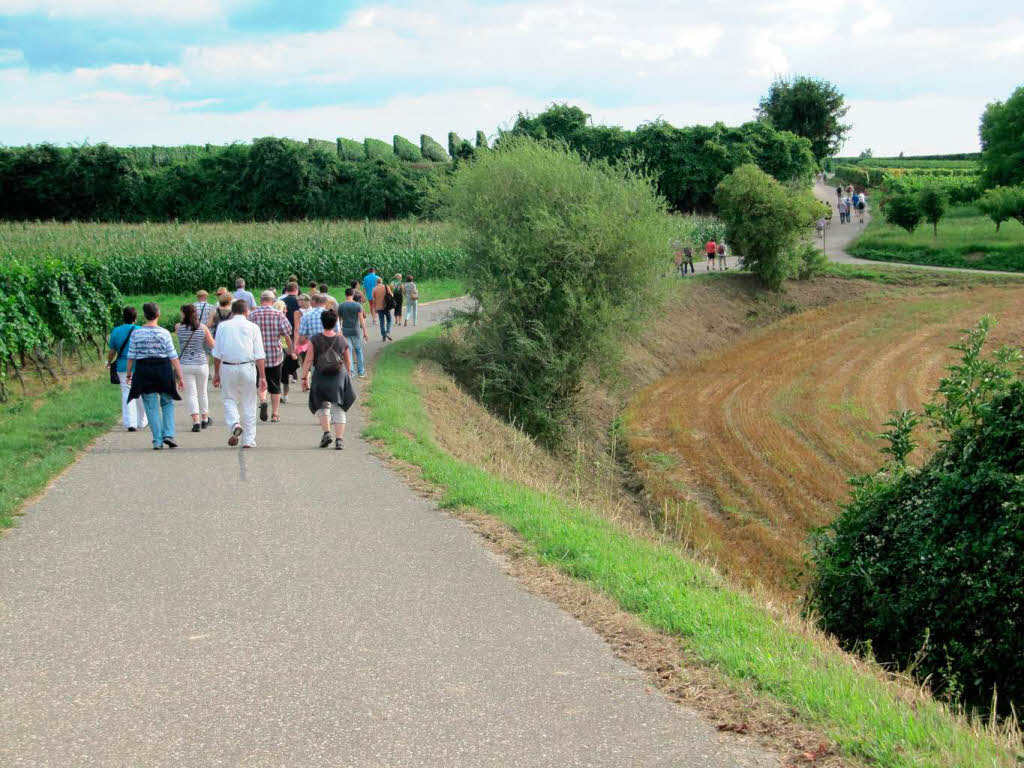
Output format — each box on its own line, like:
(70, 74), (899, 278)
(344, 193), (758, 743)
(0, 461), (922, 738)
(475, 130), (489, 149)
(808, 317), (1024, 711)
(364, 138), (394, 160)
(918, 185), (948, 236)
(447, 132), (462, 161)
(393, 135), (422, 162)
(337, 138), (365, 161)
(794, 242), (828, 280)
(714, 164), (820, 290)
(980, 86), (1024, 189)
(977, 185), (1024, 232)
(438, 137), (668, 445)
(420, 134), (449, 162)
(883, 192), (923, 233)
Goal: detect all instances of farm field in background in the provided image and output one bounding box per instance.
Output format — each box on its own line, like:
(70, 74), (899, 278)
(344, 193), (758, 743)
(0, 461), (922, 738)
(0, 219), (465, 295)
(625, 284), (1024, 598)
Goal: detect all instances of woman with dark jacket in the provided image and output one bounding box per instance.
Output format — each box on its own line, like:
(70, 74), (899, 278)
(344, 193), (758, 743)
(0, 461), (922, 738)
(126, 303), (185, 450)
(300, 309), (356, 451)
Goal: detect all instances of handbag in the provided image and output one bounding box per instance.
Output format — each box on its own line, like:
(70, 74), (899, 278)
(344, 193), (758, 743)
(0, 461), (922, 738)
(109, 327), (134, 384)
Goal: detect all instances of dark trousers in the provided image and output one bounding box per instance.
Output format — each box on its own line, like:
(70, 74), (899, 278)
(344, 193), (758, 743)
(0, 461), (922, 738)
(377, 310), (392, 339)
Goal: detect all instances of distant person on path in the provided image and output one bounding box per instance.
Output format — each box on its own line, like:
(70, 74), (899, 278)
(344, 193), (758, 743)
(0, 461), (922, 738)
(717, 241), (728, 270)
(233, 278), (257, 310)
(211, 291), (233, 337)
(339, 287), (369, 378)
(125, 303), (184, 450)
(175, 304), (216, 432)
(280, 282), (302, 334)
(211, 299), (267, 448)
(301, 308), (355, 451)
(391, 273), (404, 323)
(705, 239), (717, 271)
(403, 275), (419, 326)
(837, 197), (848, 224)
(856, 191), (867, 224)
(107, 306), (147, 432)
(836, 185), (843, 201)
(816, 216), (826, 238)
(278, 275), (299, 301)
(372, 277), (394, 341)
(363, 268), (379, 325)
(672, 240), (684, 276)
(681, 247), (694, 275)
(250, 290), (295, 423)
(193, 290), (216, 327)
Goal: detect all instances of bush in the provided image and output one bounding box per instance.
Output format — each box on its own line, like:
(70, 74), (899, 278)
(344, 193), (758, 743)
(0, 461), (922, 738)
(977, 185), (1024, 232)
(337, 138), (365, 161)
(475, 130), (489, 149)
(393, 135), (422, 162)
(438, 137), (668, 445)
(808, 317), (1024, 711)
(918, 185), (948, 236)
(714, 164), (820, 290)
(420, 134), (449, 162)
(980, 86), (1024, 189)
(794, 242), (828, 280)
(883, 192), (923, 233)
(447, 132), (462, 161)
(364, 138), (394, 160)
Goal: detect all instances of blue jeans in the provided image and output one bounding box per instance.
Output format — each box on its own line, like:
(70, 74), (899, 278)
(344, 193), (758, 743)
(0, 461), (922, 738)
(376, 310), (392, 340)
(141, 392), (175, 447)
(344, 333), (365, 376)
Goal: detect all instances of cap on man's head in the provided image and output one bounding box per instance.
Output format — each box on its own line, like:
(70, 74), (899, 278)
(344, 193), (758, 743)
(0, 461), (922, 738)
(260, 290), (276, 303)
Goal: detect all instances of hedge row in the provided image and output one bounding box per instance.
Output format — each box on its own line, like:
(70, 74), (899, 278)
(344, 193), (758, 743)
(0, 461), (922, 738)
(420, 134), (449, 162)
(364, 138), (394, 160)
(393, 135), (422, 162)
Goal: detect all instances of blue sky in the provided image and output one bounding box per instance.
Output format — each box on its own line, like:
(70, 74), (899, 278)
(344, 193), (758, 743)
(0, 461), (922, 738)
(1, 0), (1022, 154)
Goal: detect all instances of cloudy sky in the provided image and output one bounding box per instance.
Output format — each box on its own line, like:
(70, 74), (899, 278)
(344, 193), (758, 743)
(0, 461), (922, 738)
(1, 0), (1021, 155)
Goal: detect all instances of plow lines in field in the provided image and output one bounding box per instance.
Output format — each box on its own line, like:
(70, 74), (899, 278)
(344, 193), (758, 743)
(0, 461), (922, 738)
(626, 286), (1024, 597)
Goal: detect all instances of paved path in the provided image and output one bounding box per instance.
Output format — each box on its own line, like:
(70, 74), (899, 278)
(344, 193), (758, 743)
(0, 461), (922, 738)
(0, 300), (774, 767)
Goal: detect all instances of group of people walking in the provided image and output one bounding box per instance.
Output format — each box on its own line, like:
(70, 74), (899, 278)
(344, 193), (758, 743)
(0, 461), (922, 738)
(672, 238), (728, 276)
(107, 270), (420, 453)
(835, 184), (867, 225)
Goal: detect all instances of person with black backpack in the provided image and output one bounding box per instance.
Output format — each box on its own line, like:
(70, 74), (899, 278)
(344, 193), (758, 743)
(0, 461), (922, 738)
(301, 309), (356, 450)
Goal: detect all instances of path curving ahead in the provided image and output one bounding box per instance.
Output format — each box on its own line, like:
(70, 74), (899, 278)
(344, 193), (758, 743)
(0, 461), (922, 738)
(0, 300), (773, 767)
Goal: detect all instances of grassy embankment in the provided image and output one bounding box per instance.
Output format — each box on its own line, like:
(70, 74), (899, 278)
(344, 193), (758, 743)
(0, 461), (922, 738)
(365, 310), (1020, 767)
(848, 203), (1024, 272)
(0, 278), (464, 529)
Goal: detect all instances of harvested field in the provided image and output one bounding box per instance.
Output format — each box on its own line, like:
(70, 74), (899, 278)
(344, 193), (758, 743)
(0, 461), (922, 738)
(625, 285), (1024, 598)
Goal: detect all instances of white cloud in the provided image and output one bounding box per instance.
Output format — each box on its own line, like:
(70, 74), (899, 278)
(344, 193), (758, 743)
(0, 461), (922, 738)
(0, 0), (239, 21)
(72, 63), (188, 88)
(0, 48), (24, 65)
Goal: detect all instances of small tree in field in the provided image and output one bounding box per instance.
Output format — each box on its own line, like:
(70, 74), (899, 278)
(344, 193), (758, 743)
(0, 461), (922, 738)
(918, 185), (947, 237)
(715, 164), (819, 291)
(439, 137), (668, 445)
(977, 185), (1024, 232)
(883, 192), (923, 233)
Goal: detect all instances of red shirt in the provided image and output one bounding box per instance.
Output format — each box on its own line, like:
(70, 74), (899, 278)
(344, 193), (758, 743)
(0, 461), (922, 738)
(705, 240), (717, 255)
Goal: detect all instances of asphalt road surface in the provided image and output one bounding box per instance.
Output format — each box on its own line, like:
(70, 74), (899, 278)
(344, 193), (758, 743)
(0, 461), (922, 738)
(0, 299), (775, 767)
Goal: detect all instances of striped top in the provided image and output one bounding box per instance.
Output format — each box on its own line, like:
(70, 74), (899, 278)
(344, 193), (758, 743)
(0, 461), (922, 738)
(175, 325), (209, 365)
(126, 325), (177, 360)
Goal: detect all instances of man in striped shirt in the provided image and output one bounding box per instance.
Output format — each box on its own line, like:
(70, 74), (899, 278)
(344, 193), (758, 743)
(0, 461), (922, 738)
(249, 290), (294, 423)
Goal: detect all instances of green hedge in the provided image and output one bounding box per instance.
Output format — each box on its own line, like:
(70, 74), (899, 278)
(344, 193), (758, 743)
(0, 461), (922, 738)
(475, 130), (489, 149)
(447, 132), (462, 160)
(337, 138), (366, 161)
(420, 134), (449, 162)
(307, 138), (336, 154)
(393, 135), (422, 162)
(847, 244), (1024, 272)
(364, 138), (394, 160)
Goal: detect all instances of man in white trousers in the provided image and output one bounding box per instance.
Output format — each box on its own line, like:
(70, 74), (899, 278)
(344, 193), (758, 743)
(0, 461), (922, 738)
(211, 299), (267, 448)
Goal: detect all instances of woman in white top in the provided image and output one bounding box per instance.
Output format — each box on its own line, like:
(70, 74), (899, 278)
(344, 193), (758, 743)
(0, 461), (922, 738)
(175, 304), (216, 432)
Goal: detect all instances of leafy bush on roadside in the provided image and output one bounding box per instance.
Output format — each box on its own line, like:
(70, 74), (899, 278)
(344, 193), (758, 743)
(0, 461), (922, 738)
(438, 137), (668, 445)
(715, 164), (821, 290)
(808, 317), (1024, 711)
(794, 242), (828, 280)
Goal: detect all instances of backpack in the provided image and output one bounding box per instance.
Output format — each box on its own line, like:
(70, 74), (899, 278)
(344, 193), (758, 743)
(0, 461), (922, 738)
(316, 335), (345, 374)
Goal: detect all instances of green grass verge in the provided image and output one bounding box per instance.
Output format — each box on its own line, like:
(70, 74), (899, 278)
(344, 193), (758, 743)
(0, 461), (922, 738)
(364, 327), (1017, 768)
(820, 261), (1024, 286)
(848, 205), (1024, 272)
(0, 369), (115, 528)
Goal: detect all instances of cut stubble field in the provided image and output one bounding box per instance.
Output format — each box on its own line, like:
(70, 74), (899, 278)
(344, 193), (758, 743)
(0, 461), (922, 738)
(626, 284), (1024, 597)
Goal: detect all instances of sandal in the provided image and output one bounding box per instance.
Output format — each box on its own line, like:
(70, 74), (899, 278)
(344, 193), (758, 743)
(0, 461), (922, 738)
(271, 415), (280, 423)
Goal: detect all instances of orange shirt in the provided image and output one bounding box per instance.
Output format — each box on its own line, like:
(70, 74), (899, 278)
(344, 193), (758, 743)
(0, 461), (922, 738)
(372, 283), (387, 310)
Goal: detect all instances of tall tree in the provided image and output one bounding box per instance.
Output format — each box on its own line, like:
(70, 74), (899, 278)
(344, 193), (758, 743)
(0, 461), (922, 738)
(979, 86), (1024, 189)
(756, 76), (851, 161)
